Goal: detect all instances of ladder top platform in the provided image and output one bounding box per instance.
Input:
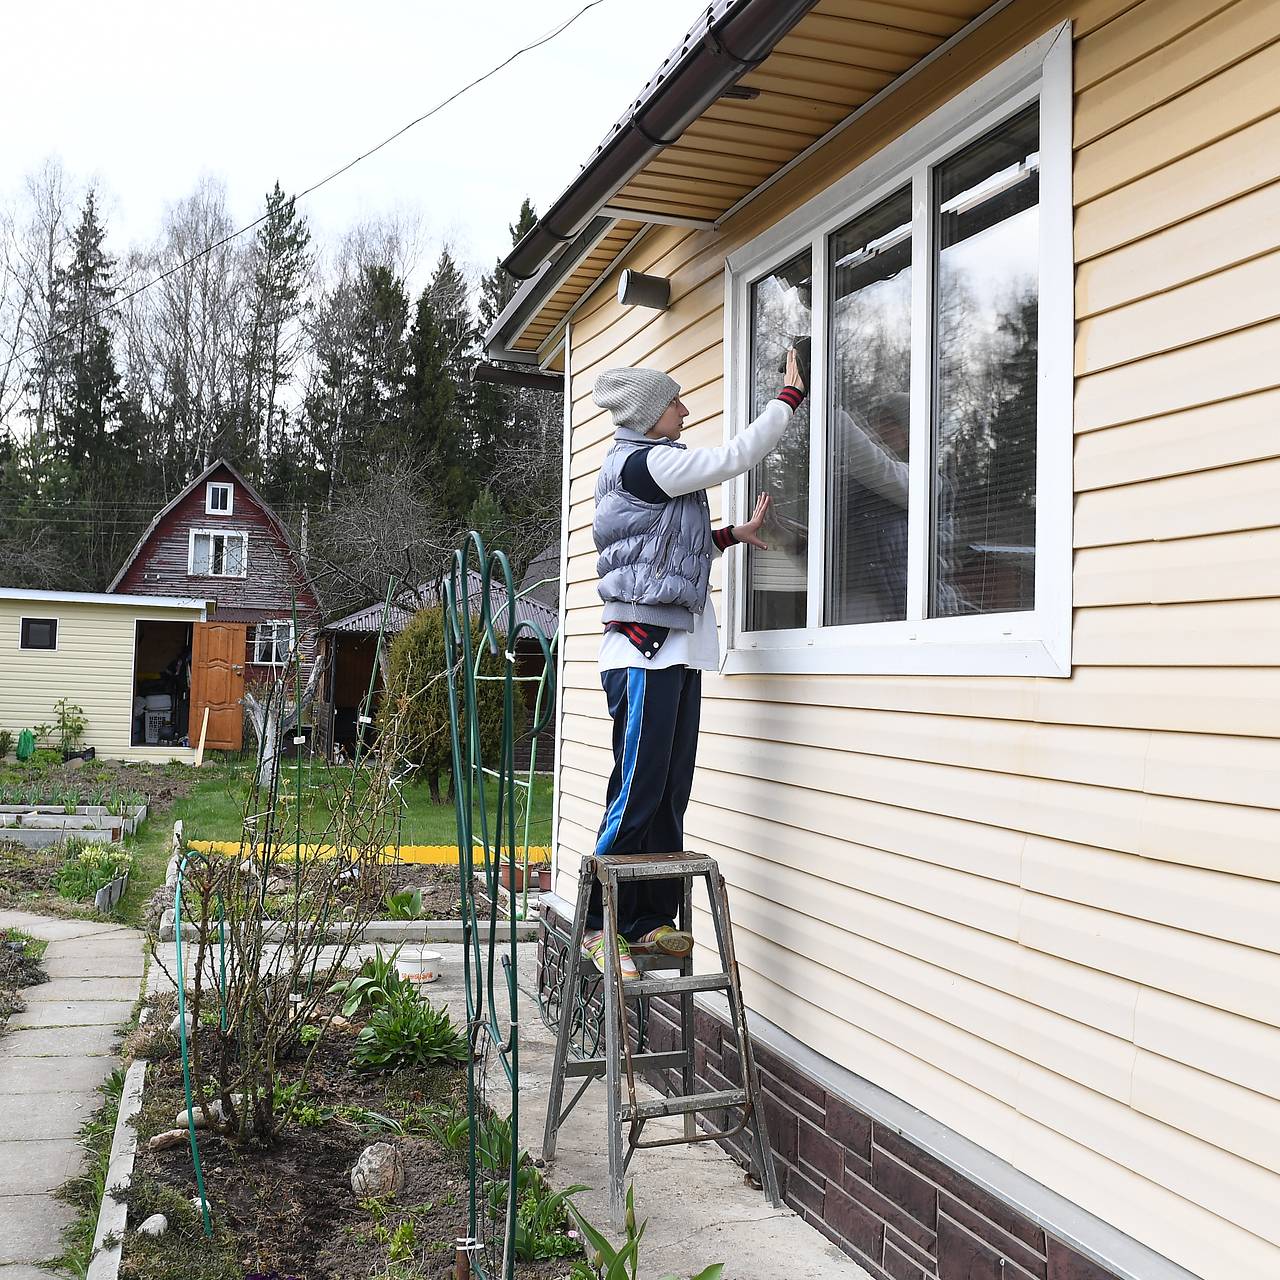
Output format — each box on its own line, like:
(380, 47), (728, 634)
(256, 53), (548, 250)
(592, 852), (717, 879)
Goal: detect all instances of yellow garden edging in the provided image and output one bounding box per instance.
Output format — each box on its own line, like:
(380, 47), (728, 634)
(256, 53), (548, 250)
(187, 840), (550, 865)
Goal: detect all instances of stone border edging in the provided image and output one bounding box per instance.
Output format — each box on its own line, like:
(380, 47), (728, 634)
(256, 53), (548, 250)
(85, 1055), (148, 1280)
(157, 910), (538, 943)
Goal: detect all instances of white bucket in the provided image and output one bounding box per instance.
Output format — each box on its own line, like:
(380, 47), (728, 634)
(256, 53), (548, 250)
(394, 947), (442, 985)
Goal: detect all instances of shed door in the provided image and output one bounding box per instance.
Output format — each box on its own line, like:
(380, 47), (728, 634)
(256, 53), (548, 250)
(191, 623), (246, 751)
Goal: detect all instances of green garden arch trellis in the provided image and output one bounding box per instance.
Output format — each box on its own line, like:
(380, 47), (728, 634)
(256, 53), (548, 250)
(443, 532), (557, 1280)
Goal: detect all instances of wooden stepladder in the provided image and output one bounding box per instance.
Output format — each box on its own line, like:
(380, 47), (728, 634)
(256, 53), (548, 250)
(542, 852), (781, 1228)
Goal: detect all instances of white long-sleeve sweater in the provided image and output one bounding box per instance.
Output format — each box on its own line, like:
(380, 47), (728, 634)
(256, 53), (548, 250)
(599, 396), (798, 672)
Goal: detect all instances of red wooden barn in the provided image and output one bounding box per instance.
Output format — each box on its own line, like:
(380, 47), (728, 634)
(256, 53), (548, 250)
(107, 460), (320, 752)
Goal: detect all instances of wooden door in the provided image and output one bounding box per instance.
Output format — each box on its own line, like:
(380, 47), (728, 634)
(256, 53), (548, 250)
(191, 623), (246, 751)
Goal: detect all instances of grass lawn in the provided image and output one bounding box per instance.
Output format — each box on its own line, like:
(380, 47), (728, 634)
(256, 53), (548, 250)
(117, 762), (553, 927)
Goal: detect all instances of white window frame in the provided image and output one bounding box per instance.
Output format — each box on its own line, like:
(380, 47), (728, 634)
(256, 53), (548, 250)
(206, 482), (234, 515)
(722, 24), (1073, 678)
(252, 619), (295, 666)
(188, 528), (248, 579)
(18, 616), (59, 652)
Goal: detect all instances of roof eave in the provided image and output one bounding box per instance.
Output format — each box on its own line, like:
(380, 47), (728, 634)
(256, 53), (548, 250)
(500, 0), (819, 283)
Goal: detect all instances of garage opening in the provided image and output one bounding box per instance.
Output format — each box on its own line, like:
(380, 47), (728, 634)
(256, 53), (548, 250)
(133, 620), (193, 747)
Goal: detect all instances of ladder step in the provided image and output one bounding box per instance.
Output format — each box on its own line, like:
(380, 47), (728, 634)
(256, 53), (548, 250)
(595, 853), (717, 881)
(623, 1088), (748, 1121)
(627, 971), (730, 998)
(564, 1049), (687, 1079)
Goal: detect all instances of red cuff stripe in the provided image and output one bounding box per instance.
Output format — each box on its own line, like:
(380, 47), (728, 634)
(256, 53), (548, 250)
(777, 386), (805, 411)
(712, 527), (736, 551)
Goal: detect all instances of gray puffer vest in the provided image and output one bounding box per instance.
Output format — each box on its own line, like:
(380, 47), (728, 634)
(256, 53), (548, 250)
(593, 428), (712, 632)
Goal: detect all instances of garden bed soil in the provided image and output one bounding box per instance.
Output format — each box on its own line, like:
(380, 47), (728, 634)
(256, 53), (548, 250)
(125, 1001), (580, 1280)
(0, 927), (48, 1025)
(0, 759), (200, 810)
(385, 864), (465, 919)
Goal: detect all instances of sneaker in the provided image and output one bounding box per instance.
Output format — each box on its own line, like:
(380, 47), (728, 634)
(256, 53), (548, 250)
(582, 930), (640, 980)
(633, 924), (694, 957)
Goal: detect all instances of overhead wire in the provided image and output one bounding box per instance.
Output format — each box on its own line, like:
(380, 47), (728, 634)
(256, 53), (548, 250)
(0, 0), (609, 385)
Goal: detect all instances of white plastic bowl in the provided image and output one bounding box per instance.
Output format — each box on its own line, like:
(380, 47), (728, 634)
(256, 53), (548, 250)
(394, 947), (442, 985)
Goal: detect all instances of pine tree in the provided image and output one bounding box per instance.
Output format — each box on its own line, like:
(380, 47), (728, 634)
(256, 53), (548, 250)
(477, 198), (537, 332)
(242, 182), (312, 478)
(41, 192), (153, 587)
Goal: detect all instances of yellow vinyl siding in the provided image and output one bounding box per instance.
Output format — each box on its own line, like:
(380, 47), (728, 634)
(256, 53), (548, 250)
(552, 2), (1280, 1276)
(0, 599), (201, 761)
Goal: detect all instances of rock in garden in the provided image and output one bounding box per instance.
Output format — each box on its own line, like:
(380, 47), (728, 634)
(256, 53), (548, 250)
(350, 1142), (404, 1197)
(148, 1129), (189, 1151)
(138, 1213), (168, 1236)
(176, 1099), (226, 1130)
(169, 1011), (192, 1035)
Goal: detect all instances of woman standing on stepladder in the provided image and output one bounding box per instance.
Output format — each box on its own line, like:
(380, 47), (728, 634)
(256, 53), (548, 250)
(582, 349), (807, 979)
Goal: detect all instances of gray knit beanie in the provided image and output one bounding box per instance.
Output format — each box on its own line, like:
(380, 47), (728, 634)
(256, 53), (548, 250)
(593, 367), (681, 433)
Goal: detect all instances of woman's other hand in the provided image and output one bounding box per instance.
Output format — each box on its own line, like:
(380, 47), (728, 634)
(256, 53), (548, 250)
(735, 493), (772, 550)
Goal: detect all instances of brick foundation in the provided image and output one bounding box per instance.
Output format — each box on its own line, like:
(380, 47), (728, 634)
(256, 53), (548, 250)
(536, 903), (1131, 1280)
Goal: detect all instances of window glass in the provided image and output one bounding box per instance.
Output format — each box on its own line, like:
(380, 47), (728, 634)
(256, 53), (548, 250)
(192, 531), (245, 577)
(746, 249), (811, 632)
(192, 533), (212, 575)
(207, 483), (231, 513)
(20, 618), (57, 650)
(254, 622), (292, 664)
(826, 188), (913, 626)
(932, 104), (1039, 617)
(223, 534), (245, 576)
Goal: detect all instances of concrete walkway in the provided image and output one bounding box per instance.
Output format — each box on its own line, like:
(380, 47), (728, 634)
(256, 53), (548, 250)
(0, 911), (144, 1279)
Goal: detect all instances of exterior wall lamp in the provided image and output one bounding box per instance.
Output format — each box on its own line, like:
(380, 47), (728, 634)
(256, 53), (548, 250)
(617, 269), (671, 310)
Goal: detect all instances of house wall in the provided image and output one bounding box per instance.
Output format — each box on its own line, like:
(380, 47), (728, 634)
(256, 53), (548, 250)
(552, 3), (1280, 1278)
(0, 599), (203, 761)
(113, 463), (321, 668)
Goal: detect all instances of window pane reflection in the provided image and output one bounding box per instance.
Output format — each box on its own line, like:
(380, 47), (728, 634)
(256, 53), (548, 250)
(826, 188), (912, 626)
(932, 104), (1039, 617)
(746, 250), (811, 632)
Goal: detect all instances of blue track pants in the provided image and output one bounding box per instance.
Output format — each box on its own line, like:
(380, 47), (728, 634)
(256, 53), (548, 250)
(587, 664), (701, 939)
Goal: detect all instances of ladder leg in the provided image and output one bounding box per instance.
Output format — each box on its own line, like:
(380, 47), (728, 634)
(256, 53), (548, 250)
(602, 871), (627, 1231)
(543, 860), (595, 1163)
(679, 872), (696, 1140)
(707, 870), (782, 1209)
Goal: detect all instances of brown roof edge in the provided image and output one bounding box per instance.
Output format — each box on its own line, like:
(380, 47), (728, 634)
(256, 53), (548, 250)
(501, 0), (819, 282)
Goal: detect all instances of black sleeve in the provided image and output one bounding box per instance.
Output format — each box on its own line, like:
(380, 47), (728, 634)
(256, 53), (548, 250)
(620, 449), (670, 503)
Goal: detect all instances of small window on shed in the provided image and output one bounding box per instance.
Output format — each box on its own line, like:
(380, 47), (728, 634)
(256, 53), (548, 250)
(20, 617), (58, 650)
(206, 482), (233, 514)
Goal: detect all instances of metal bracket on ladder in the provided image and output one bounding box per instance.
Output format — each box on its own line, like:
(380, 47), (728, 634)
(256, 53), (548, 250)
(542, 852), (782, 1229)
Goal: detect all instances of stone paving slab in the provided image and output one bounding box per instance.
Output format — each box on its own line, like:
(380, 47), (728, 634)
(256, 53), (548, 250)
(0, 911), (144, 1273)
(0, 1091), (98, 1141)
(0, 1026), (119, 1059)
(23, 977), (140, 1004)
(8, 1001), (134, 1029)
(42, 953), (141, 980)
(0, 1139), (84, 1196)
(0, 1055), (118, 1095)
(0, 1265), (67, 1278)
(0, 1193), (76, 1266)
(0, 914), (129, 943)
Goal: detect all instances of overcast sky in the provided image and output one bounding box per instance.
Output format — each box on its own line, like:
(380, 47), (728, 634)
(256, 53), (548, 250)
(1, 0), (708, 284)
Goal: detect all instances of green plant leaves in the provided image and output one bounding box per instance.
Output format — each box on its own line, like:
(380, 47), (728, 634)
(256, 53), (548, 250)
(350, 988), (468, 1071)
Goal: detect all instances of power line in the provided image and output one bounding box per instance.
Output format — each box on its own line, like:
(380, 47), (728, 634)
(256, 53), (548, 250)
(0, 0), (608, 383)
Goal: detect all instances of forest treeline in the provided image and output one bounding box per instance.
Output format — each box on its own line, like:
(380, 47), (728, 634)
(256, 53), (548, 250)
(0, 161), (560, 610)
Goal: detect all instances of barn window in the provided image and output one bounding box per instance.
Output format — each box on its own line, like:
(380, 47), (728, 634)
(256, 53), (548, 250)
(724, 29), (1072, 677)
(206, 482), (234, 515)
(190, 530), (247, 577)
(20, 617), (58, 650)
(252, 620), (294, 666)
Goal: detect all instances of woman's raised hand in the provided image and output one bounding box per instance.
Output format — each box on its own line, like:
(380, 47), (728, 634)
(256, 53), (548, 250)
(784, 347), (805, 393)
